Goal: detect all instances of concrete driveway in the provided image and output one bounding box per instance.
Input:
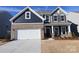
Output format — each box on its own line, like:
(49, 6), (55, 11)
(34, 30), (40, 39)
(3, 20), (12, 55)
(0, 39), (41, 53)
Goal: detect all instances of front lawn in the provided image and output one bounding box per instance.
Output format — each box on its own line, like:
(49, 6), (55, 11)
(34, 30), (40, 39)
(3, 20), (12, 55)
(41, 38), (79, 53)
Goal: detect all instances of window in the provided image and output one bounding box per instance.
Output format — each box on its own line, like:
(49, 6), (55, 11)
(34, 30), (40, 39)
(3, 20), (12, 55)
(53, 14), (58, 22)
(25, 12), (31, 19)
(43, 14), (45, 18)
(60, 14), (65, 21)
(42, 14), (46, 20)
(61, 27), (66, 34)
(46, 15), (49, 21)
(54, 27), (59, 36)
(43, 15), (50, 23)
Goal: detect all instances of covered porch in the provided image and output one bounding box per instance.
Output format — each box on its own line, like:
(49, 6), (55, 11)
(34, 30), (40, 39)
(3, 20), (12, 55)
(52, 25), (71, 37)
(44, 25), (71, 39)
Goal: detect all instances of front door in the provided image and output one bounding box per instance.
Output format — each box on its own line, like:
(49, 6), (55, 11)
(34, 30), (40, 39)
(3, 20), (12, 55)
(54, 27), (59, 36)
(44, 26), (52, 38)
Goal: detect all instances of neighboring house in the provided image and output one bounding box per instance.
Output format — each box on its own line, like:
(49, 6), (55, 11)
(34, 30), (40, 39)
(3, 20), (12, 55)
(10, 7), (78, 40)
(0, 11), (12, 38)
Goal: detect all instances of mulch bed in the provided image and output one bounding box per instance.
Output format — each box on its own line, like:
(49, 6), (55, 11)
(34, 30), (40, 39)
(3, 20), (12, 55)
(53, 37), (79, 40)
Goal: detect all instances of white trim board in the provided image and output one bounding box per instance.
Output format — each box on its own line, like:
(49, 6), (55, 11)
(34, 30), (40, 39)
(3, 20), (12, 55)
(25, 11), (31, 19)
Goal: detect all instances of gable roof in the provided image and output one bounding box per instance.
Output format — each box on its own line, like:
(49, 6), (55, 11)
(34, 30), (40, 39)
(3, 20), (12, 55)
(51, 7), (67, 14)
(10, 6), (45, 22)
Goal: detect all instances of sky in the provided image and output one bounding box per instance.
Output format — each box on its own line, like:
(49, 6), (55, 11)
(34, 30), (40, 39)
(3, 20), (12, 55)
(0, 6), (79, 16)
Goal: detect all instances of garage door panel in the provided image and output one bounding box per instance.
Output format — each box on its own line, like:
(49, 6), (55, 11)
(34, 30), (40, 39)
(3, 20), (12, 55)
(17, 29), (41, 40)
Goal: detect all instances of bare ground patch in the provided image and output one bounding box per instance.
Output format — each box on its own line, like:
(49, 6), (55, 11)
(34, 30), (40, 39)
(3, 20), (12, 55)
(41, 40), (79, 53)
(0, 39), (10, 46)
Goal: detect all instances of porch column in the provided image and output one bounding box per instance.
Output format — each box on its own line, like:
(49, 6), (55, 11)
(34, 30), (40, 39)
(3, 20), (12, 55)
(52, 26), (54, 38)
(68, 25), (71, 37)
(68, 25), (71, 32)
(61, 27), (64, 37)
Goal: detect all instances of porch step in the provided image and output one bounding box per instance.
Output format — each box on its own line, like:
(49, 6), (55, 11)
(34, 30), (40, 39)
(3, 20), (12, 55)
(48, 38), (54, 40)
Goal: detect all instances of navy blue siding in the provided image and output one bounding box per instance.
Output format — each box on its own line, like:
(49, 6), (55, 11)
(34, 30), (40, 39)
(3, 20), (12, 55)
(14, 9), (43, 23)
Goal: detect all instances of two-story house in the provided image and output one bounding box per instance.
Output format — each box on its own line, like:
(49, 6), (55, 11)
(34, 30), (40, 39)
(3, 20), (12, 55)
(10, 6), (78, 40)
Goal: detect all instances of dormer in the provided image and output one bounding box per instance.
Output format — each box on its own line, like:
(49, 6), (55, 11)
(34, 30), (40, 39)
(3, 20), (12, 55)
(51, 7), (67, 22)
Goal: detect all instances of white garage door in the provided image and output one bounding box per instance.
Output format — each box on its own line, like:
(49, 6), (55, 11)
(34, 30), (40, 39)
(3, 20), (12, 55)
(17, 29), (41, 40)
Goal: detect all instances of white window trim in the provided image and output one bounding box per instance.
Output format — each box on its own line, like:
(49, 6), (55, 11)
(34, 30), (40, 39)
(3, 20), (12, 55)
(54, 27), (59, 35)
(53, 14), (58, 22)
(25, 11), (31, 19)
(60, 14), (65, 22)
